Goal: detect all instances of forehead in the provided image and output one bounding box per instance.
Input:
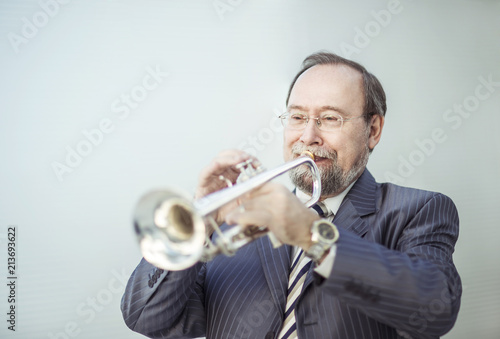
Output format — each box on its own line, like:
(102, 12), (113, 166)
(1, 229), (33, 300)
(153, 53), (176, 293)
(288, 64), (364, 115)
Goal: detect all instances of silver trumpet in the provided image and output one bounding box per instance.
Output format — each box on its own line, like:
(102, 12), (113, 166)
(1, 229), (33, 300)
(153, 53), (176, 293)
(133, 151), (321, 270)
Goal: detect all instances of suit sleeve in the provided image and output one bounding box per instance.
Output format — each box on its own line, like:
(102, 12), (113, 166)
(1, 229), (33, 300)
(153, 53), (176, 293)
(120, 258), (207, 338)
(319, 192), (462, 338)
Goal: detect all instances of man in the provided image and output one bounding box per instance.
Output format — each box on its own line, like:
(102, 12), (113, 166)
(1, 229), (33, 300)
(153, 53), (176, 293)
(121, 52), (461, 338)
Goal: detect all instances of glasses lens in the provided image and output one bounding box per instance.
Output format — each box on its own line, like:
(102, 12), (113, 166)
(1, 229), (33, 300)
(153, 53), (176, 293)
(280, 113), (345, 131)
(319, 114), (342, 131)
(281, 113), (305, 129)
(289, 113), (306, 128)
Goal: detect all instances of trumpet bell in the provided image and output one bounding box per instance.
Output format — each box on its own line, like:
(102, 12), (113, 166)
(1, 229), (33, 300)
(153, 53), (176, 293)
(134, 190), (206, 270)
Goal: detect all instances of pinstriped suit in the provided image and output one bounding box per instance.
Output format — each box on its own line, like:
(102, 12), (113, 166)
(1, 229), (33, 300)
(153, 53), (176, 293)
(121, 169), (461, 338)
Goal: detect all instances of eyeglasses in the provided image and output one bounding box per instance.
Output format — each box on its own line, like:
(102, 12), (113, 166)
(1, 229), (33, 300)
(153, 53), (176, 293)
(278, 112), (366, 132)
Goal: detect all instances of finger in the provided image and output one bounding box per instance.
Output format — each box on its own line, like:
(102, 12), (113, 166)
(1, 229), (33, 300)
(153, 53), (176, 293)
(215, 149), (262, 169)
(239, 182), (293, 207)
(225, 208), (271, 227)
(198, 151), (264, 190)
(200, 150), (253, 179)
(197, 158), (244, 193)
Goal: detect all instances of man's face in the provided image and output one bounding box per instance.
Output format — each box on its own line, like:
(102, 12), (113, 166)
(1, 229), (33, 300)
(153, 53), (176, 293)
(284, 64), (381, 198)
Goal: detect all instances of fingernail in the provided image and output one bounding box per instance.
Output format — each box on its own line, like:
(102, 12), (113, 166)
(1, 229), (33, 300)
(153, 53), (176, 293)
(225, 214), (234, 225)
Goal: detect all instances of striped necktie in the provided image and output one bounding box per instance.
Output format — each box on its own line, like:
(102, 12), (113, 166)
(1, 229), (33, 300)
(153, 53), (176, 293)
(278, 203), (330, 339)
(311, 201), (332, 218)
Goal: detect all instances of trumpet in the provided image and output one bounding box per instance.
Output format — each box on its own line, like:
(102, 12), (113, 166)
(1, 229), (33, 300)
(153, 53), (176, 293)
(133, 151), (321, 270)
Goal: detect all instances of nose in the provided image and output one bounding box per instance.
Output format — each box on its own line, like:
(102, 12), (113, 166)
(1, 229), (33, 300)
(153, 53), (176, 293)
(299, 118), (323, 145)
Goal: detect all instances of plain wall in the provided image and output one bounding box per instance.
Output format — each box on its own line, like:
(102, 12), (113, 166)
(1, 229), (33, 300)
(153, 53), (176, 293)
(0, 0), (499, 338)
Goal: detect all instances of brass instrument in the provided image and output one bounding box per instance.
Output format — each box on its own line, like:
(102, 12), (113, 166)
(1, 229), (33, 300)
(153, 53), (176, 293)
(133, 151), (321, 270)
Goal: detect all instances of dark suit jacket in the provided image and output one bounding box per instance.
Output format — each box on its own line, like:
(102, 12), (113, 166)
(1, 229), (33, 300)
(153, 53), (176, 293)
(121, 169), (462, 338)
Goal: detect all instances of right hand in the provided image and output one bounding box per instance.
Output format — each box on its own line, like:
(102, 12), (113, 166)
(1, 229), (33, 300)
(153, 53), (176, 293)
(195, 149), (261, 229)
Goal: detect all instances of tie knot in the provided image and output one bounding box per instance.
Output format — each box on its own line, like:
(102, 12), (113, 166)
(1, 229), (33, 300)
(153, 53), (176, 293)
(311, 202), (332, 218)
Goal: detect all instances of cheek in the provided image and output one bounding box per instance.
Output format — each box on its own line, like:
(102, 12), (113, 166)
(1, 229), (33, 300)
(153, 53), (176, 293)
(283, 130), (298, 160)
(325, 134), (363, 166)
(284, 128), (298, 143)
(338, 138), (368, 167)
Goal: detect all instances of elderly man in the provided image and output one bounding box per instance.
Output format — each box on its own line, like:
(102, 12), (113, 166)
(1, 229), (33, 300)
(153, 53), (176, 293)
(121, 52), (461, 339)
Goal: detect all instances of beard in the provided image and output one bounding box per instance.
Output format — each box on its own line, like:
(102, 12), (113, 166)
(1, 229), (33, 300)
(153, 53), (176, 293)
(288, 143), (370, 197)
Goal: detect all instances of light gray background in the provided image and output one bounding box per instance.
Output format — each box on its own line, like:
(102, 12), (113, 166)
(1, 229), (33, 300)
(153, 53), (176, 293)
(0, 0), (499, 338)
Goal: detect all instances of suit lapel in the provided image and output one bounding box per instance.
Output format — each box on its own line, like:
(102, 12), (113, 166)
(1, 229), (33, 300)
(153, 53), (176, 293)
(256, 236), (292, 314)
(304, 169), (378, 287)
(335, 169), (378, 234)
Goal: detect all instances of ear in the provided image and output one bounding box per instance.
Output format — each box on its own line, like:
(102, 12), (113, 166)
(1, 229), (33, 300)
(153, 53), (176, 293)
(368, 114), (384, 150)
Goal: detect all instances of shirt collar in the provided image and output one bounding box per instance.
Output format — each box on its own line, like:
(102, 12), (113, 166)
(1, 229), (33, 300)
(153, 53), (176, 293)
(296, 181), (356, 216)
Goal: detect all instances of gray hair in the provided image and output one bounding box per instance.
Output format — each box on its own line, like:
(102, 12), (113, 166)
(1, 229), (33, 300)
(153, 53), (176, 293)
(286, 51), (387, 122)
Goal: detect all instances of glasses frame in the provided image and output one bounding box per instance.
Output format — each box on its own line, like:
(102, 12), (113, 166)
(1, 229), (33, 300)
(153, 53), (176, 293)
(278, 112), (366, 132)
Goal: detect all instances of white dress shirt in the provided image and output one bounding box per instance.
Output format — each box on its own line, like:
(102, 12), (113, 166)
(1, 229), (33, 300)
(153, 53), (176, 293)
(295, 181), (356, 278)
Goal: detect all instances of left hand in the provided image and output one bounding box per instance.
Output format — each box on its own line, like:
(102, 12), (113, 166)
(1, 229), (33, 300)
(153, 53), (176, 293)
(225, 182), (321, 250)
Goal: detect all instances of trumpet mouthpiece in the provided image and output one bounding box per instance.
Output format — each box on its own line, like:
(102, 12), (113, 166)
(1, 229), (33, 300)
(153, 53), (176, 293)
(301, 151), (315, 161)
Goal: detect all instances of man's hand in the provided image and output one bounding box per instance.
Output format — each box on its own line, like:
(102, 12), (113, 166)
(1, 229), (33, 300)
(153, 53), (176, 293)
(195, 149), (261, 229)
(225, 182), (321, 250)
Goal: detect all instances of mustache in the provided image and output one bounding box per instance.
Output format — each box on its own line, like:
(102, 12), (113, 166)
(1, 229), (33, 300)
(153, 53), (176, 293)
(291, 144), (337, 161)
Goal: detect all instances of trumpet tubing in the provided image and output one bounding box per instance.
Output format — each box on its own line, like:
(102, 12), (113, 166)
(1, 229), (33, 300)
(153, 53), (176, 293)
(133, 152), (321, 270)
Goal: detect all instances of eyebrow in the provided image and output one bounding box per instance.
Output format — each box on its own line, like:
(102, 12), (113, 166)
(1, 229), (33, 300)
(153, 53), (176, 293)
(287, 104), (349, 116)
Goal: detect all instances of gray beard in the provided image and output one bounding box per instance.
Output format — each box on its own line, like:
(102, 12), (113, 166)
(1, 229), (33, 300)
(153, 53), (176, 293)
(289, 144), (370, 197)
